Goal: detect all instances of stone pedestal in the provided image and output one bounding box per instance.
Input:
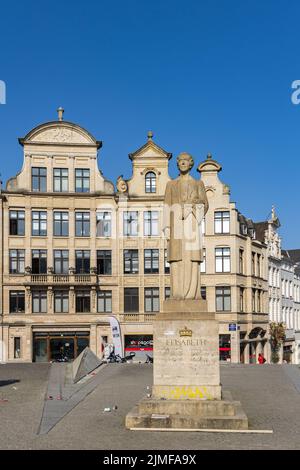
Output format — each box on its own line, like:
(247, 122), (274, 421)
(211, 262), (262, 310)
(126, 300), (248, 430)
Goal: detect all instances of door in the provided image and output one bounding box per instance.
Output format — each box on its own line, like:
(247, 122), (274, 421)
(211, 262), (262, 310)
(50, 337), (75, 362)
(33, 338), (48, 362)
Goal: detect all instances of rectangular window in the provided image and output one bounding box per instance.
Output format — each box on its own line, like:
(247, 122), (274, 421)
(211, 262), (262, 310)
(75, 212), (90, 237)
(124, 287), (139, 312)
(32, 290), (47, 313)
(252, 289), (256, 312)
(54, 250), (69, 274)
(145, 287), (160, 312)
(239, 249), (244, 274)
(32, 167), (47, 192)
(144, 211), (159, 236)
(124, 250), (139, 274)
(97, 290), (112, 313)
(215, 247), (231, 273)
(97, 250), (112, 275)
(252, 252), (256, 276)
(144, 249), (159, 274)
(75, 250), (90, 274)
(201, 217), (206, 235)
(53, 168), (68, 192)
(214, 211), (230, 234)
(200, 248), (206, 273)
(32, 250), (47, 274)
(76, 291), (90, 312)
(165, 287), (171, 300)
(75, 169), (90, 193)
(216, 286), (231, 311)
(240, 287), (244, 312)
(53, 211), (69, 236)
(54, 291), (69, 313)
(164, 249), (170, 274)
(9, 291), (25, 313)
(96, 212), (111, 237)
(201, 286), (207, 300)
(9, 210), (25, 236)
(32, 211), (47, 236)
(14, 337), (21, 359)
(9, 249), (25, 274)
(257, 254), (261, 278)
(257, 290), (261, 313)
(123, 211), (138, 236)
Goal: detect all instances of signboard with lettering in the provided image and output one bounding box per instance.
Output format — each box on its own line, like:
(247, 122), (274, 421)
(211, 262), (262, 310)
(229, 323), (237, 332)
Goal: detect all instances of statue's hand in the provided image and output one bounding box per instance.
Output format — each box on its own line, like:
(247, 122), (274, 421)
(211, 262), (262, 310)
(163, 227), (170, 241)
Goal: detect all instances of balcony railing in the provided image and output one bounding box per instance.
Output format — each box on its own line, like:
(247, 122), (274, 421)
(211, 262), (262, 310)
(120, 313), (156, 322)
(24, 273), (97, 285)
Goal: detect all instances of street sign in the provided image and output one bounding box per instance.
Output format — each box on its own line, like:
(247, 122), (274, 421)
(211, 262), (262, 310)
(229, 323), (237, 332)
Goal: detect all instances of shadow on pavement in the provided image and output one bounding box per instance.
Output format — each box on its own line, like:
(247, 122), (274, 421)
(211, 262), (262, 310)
(0, 379), (20, 387)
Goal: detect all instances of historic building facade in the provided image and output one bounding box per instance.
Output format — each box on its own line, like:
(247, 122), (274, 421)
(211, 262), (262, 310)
(281, 250), (300, 363)
(0, 112), (269, 363)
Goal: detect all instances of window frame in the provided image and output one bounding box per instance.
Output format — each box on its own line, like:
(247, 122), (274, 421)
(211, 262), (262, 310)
(75, 250), (90, 274)
(123, 211), (138, 237)
(9, 249), (25, 274)
(97, 290), (112, 313)
(53, 211), (69, 237)
(9, 291), (25, 313)
(214, 211), (230, 234)
(144, 249), (159, 274)
(9, 210), (25, 236)
(96, 211), (112, 237)
(31, 167), (47, 192)
(216, 286), (231, 312)
(53, 168), (69, 192)
(75, 212), (90, 237)
(144, 287), (160, 312)
(124, 287), (139, 313)
(144, 211), (159, 236)
(124, 249), (139, 275)
(75, 168), (90, 193)
(32, 211), (47, 237)
(145, 171), (156, 193)
(97, 250), (112, 275)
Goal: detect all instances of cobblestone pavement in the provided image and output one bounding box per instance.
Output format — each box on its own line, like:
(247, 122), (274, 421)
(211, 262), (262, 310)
(0, 362), (300, 450)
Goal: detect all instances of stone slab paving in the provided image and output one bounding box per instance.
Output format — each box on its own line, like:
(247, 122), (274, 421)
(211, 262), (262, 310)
(0, 363), (300, 449)
(38, 362), (107, 435)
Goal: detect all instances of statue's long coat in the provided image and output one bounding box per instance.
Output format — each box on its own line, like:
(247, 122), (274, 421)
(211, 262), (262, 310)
(163, 175), (208, 262)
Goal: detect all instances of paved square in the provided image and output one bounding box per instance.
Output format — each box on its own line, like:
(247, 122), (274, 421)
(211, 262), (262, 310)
(0, 363), (300, 450)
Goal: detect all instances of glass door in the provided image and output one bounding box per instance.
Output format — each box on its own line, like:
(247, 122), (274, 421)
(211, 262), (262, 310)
(33, 338), (48, 362)
(50, 337), (75, 362)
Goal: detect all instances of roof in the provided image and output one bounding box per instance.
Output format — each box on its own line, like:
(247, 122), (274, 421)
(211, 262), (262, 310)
(283, 249), (300, 263)
(128, 138), (172, 160)
(254, 222), (268, 242)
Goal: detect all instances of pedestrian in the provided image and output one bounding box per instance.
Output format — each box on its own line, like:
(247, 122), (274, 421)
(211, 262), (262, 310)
(258, 353), (266, 364)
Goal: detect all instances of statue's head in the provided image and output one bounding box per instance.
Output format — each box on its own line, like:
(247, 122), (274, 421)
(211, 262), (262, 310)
(177, 152), (194, 174)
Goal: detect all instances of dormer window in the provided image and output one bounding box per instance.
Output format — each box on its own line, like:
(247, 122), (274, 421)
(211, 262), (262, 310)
(240, 224), (247, 236)
(145, 171), (156, 193)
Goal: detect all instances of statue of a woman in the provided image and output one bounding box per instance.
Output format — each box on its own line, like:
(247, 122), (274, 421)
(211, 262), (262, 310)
(163, 152), (208, 300)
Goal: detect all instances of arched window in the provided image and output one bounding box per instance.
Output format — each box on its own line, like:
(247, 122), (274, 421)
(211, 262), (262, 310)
(145, 171), (156, 193)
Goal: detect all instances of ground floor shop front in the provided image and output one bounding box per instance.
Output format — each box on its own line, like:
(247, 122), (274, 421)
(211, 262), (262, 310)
(1, 318), (270, 364)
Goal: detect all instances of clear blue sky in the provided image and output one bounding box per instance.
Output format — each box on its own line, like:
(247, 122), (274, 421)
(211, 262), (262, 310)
(0, 0), (299, 247)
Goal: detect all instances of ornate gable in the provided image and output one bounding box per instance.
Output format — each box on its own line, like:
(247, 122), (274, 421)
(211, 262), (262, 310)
(19, 121), (101, 148)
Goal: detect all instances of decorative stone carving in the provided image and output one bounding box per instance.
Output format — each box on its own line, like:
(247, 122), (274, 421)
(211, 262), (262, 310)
(116, 175), (128, 193)
(223, 183), (231, 195)
(31, 128), (91, 144)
